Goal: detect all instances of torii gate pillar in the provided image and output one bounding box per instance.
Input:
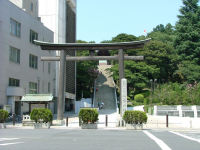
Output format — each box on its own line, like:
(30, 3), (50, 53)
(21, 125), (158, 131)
(57, 50), (66, 120)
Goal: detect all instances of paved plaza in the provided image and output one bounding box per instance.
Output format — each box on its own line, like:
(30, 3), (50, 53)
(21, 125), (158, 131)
(1, 129), (200, 150)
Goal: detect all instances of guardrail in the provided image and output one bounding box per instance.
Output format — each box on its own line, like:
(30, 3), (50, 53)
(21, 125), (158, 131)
(93, 79), (96, 108)
(113, 79), (119, 114)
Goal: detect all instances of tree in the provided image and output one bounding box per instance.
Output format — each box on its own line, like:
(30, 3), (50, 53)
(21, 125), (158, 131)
(173, 60), (200, 83)
(153, 24), (165, 32)
(174, 0), (200, 64)
(153, 23), (175, 34)
(140, 41), (178, 81)
(110, 61), (159, 99)
(112, 33), (137, 42)
(109, 33), (139, 56)
(149, 82), (200, 105)
(76, 40), (98, 99)
(149, 23), (176, 46)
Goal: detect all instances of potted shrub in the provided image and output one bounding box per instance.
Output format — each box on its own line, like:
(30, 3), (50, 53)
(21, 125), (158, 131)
(123, 110), (147, 129)
(79, 108), (99, 129)
(0, 109), (9, 129)
(30, 108), (53, 129)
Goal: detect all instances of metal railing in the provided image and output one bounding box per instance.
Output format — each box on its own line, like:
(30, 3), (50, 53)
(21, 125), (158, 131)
(113, 79), (119, 114)
(92, 79), (97, 108)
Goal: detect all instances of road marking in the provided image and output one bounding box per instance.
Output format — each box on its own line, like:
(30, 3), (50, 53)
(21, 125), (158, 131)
(0, 142), (24, 146)
(143, 131), (172, 150)
(0, 138), (19, 142)
(170, 131), (200, 143)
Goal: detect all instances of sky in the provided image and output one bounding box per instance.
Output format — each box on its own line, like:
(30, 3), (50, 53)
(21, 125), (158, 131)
(77, 0), (184, 43)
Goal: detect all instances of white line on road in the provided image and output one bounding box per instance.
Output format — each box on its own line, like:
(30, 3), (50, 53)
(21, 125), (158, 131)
(0, 138), (20, 142)
(170, 131), (200, 143)
(143, 131), (172, 150)
(0, 142), (24, 146)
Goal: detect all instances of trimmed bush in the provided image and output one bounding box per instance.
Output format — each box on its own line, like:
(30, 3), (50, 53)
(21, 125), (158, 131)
(0, 109), (9, 123)
(123, 110), (147, 124)
(30, 108), (53, 123)
(79, 108), (98, 124)
(134, 94), (144, 103)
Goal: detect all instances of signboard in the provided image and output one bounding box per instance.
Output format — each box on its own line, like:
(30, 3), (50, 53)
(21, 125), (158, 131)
(120, 78), (127, 116)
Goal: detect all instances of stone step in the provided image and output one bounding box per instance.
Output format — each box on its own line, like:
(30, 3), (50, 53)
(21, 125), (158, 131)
(94, 65), (117, 111)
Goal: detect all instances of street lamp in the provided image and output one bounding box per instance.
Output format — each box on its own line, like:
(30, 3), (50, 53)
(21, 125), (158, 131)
(149, 79), (157, 104)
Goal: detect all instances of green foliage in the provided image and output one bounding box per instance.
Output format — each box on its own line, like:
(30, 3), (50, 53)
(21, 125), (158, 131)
(174, 0), (200, 64)
(0, 109), (8, 123)
(123, 110), (147, 124)
(141, 41), (178, 81)
(149, 82), (200, 105)
(173, 61), (200, 83)
(134, 94), (144, 103)
(76, 40), (98, 99)
(153, 23), (175, 34)
(112, 33), (137, 42)
(30, 108), (53, 123)
(110, 60), (159, 98)
(79, 108), (99, 124)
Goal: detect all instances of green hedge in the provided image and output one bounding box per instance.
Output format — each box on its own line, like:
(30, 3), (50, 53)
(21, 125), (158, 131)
(79, 108), (99, 124)
(30, 108), (53, 123)
(0, 109), (8, 123)
(134, 94), (144, 103)
(123, 110), (147, 124)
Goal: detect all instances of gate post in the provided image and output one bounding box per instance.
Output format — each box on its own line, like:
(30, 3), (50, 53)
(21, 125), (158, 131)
(118, 49), (125, 117)
(118, 49), (125, 81)
(57, 50), (66, 120)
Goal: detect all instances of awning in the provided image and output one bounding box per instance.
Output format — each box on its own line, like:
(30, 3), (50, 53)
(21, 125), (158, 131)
(21, 94), (53, 102)
(65, 92), (75, 99)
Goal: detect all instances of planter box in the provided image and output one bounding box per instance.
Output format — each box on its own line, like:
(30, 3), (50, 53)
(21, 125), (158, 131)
(34, 123), (50, 129)
(126, 124), (143, 130)
(0, 123), (6, 129)
(81, 123), (97, 129)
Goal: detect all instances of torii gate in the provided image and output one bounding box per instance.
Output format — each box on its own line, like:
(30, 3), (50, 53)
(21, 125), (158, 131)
(34, 38), (151, 120)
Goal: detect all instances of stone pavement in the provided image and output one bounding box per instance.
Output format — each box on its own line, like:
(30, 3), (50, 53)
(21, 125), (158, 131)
(1, 128), (200, 150)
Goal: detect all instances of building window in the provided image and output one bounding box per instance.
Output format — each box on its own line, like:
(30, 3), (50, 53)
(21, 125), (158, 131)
(9, 46), (20, 64)
(10, 18), (21, 37)
(30, 30), (38, 44)
(29, 82), (37, 94)
(9, 78), (20, 87)
(30, 2), (33, 11)
(48, 82), (50, 93)
(48, 62), (51, 74)
(29, 54), (38, 69)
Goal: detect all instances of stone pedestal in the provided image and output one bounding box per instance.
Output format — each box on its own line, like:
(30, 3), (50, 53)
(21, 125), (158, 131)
(52, 120), (65, 126)
(126, 124), (143, 130)
(81, 123), (97, 129)
(0, 123), (6, 129)
(34, 123), (50, 129)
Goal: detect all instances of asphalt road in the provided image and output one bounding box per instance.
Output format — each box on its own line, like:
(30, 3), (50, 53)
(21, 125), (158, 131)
(0, 129), (200, 150)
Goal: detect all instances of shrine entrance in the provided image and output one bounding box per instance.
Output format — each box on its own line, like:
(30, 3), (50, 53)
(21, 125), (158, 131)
(34, 39), (151, 120)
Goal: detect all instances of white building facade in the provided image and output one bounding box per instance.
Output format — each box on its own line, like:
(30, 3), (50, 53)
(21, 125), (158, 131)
(38, 0), (77, 112)
(0, 0), (55, 114)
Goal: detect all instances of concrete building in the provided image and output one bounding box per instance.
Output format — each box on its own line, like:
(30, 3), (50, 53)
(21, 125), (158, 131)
(9, 0), (39, 19)
(0, 0), (55, 114)
(38, 0), (77, 112)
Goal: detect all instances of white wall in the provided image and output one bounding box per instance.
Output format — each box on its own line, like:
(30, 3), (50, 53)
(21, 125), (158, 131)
(75, 98), (92, 113)
(0, 0), (55, 108)
(38, 0), (67, 98)
(9, 0), (23, 8)
(9, 0), (39, 18)
(146, 115), (200, 129)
